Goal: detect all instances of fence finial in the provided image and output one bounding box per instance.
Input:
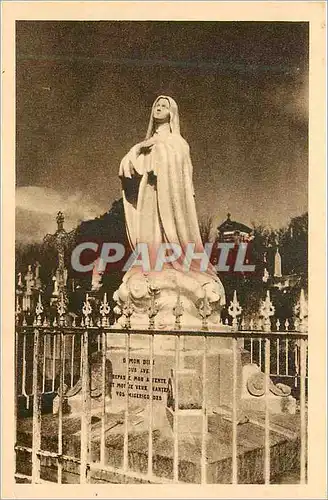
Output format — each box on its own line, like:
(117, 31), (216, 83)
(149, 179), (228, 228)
(173, 288), (184, 330)
(57, 292), (67, 326)
(259, 290), (275, 332)
(123, 292), (133, 330)
(22, 313), (27, 327)
(35, 293), (44, 326)
(148, 283), (160, 330)
(228, 290), (242, 331)
(15, 295), (22, 325)
(294, 288), (308, 333)
(82, 293), (92, 327)
(100, 292), (111, 327)
(17, 272), (23, 289)
(198, 289), (212, 331)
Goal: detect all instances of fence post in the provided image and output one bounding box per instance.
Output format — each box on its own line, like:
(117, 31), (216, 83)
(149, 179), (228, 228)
(123, 332), (130, 472)
(57, 332), (65, 484)
(31, 328), (41, 483)
(100, 292), (110, 466)
(201, 335), (207, 484)
(147, 332), (154, 478)
(300, 337), (307, 483)
(231, 336), (238, 484)
(173, 334), (180, 483)
(264, 337), (271, 484)
(260, 291), (274, 484)
(80, 329), (90, 483)
(100, 329), (107, 466)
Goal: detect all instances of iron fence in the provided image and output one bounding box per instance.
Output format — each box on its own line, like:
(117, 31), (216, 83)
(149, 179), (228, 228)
(15, 328), (308, 484)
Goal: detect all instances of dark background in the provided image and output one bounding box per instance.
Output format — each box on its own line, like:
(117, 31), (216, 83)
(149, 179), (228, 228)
(16, 21), (308, 243)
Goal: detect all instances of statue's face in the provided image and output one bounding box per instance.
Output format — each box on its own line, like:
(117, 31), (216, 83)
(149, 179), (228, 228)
(153, 98), (170, 121)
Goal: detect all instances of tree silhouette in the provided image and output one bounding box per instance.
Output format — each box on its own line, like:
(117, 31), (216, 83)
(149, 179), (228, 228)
(199, 215), (214, 244)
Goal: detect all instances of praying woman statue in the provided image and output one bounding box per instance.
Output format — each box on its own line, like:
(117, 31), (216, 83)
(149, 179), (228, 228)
(116, 96), (226, 331)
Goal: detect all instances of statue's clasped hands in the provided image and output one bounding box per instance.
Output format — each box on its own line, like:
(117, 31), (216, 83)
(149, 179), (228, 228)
(136, 137), (156, 155)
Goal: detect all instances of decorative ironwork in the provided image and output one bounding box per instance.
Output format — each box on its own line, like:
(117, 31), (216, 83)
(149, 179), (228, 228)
(100, 293), (110, 327)
(43, 211), (76, 298)
(147, 283), (160, 330)
(198, 289), (212, 331)
(228, 290), (242, 331)
(173, 288), (184, 330)
(294, 342), (299, 388)
(14, 276), (309, 486)
(294, 289), (308, 333)
(56, 211), (64, 229)
(24, 265), (34, 295)
(35, 294), (44, 326)
(82, 293), (92, 327)
(57, 293), (67, 326)
(14, 324), (309, 486)
(22, 313), (27, 327)
(122, 293), (133, 329)
(257, 318), (263, 331)
(17, 272), (23, 289)
(34, 262), (42, 290)
(15, 296), (22, 325)
(259, 290), (275, 332)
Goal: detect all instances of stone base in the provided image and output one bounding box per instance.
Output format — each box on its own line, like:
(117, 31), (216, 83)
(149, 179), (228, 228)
(103, 344), (243, 412)
(53, 394), (114, 416)
(241, 364), (296, 415)
(16, 409), (304, 483)
(52, 339), (296, 419)
(112, 268), (227, 331)
(241, 395), (296, 415)
(166, 407), (206, 435)
(53, 339), (246, 420)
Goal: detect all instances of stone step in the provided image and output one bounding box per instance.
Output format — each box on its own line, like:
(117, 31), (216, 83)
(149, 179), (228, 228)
(16, 407), (302, 484)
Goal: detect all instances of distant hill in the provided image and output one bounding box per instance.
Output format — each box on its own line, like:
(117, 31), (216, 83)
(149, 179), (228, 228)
(75, 198), (127, 245)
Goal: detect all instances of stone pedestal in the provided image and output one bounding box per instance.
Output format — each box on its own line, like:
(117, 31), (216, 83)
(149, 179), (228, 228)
(105, 339), (242, 412)
(53, 333), (296, 420)
(112, 268), (226, 331)
(52, 267), (295, 420)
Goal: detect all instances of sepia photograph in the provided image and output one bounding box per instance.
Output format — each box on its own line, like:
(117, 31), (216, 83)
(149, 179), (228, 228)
(1, 1), (326, 497)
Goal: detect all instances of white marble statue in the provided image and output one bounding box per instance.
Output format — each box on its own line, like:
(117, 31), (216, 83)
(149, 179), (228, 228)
(116, 96), (226, 331)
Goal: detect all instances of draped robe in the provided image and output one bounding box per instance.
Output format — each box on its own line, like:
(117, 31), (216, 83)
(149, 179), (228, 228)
(119, 132), (222, 282)
(118, 96), (224, 298)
